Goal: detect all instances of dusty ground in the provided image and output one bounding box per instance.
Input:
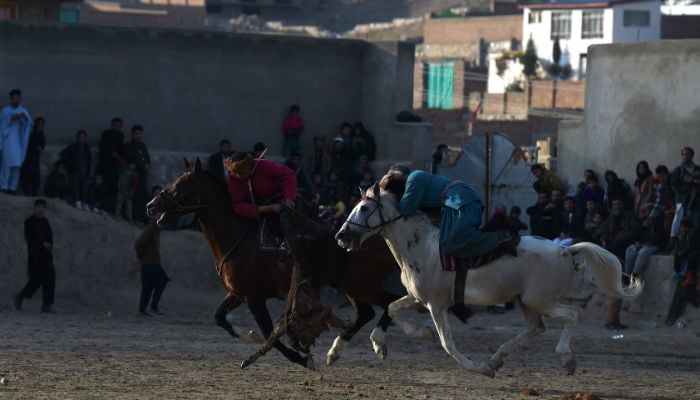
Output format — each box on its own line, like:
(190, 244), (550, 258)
(1, 296), (698, 400)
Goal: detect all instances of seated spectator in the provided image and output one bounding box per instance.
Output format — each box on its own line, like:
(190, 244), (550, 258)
(349, 121), (376, 161)
(482, 204), (507, 232)
(507, 206), (528, 238)
(550, 188), (565, 213)
(530, 164), (565, 194)
(526, 191), (561, 239)
(604, 170), (633, 211)
(672, 220), (694, 279)
(87, 174), (113, 214)
(328, 137), (353, 183)
(310, 173), (328, 206)
(304, 135), (331, 183)
(634, 161), (655, 218)
(325, 170), (350, 205)
(575, 169), (598, 198)
(284, 152), (312, 200)
(649, 165), (675, 242)
(577, 176), (605, 212)
(602, 197), (640, 260)
(358, 169), (375, 193)
(339, 122), (352, 143)
(586, 212), (605, 245)
(207, 139), (232, 181)
(624, 203), (666, 279)
(554, 196), (584, 247)
(60, 130), (92, 209)
(44, 160), (71, 200)
(351, 155), (374, 187)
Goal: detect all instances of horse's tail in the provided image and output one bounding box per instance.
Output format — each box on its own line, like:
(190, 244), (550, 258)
(566, 242), (643, 299)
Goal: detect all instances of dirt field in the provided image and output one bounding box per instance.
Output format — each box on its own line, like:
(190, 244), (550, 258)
(1, 296), (698, 400)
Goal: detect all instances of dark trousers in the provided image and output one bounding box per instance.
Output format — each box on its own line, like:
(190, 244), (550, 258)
(139, 264), (169, 311)
(17, 265), (55, 306)
(20, 170), (41, 197)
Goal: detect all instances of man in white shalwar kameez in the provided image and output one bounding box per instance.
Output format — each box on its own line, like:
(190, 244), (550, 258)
(0, 89), (32, 193)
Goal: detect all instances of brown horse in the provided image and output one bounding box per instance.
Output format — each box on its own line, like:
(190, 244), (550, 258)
(147, 159), (403, 369)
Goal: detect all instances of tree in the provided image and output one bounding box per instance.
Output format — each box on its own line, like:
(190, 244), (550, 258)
(548, 38), (562, 77)
(522, 38), (538, 78)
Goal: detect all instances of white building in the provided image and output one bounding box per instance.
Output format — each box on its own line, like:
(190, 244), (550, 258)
(521, 0), (661, 79)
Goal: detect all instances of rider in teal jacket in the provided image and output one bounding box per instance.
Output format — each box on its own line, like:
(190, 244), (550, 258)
(397, 170), (503, 257)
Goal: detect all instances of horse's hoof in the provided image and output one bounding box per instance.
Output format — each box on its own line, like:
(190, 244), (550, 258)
(305, 356), (316, 371)
(477, 362), (496, 378)
(240, 359), (251, 370)
(488, 358), (504, 372)
(562, 355), (577, 375)
(326, 352), (340, 366)
(375, 343), (387, 360)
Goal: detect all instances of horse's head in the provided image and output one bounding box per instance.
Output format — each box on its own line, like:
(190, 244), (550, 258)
(147, 158), (209, 227)
(335, 181), (401, 251)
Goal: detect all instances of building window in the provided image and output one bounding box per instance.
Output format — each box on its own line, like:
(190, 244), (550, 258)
(528, 10), (542, 24)
(551, 11), (571, 39)
(623, 10), (650, 27)
(0, 2), (18, 20)
(426, 62), (454, 110)
(60, 8), (79, 23)
(581, 9), (604, 38)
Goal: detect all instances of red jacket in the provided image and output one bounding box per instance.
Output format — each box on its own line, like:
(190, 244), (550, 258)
(226, 159), (297, 219)
(282, 114), (304, 139)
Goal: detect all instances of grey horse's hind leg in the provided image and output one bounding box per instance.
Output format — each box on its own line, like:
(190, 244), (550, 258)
(542, 302), (581, 375)
(488, 299), (546, 372)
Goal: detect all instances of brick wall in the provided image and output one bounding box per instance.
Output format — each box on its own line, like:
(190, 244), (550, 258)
(526, 80), (585, 110)
(423, 15), (523, 45)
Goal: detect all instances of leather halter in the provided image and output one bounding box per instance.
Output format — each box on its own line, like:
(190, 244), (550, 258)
(346, 194), (403, 231)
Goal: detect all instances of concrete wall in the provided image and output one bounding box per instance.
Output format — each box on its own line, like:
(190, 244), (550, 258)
(0, 22), (420, 164)
(557, 40), (700, 186)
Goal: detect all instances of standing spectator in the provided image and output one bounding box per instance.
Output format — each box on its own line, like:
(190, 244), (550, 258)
(304, 135), (331, 183)
(634, 161), (655, 217)
(0, 89), (32, 194)
(97, 117), (125, 196)
(13, 199), (56, 313)
(115, 162), (138, 222)
(530, 164), (565, 194)
(624, 203), (666, 280)
(207, 139), (232, 181)
(121, 125), (150, 221)
(526, 191), (561, 239)
(670, 147), (699, 244)
(603, 170), (632, 211)
(20, 116), (46, 196)
(282, 105), (303, 160)
(555, 196), (585, 246)
(87, 174), (112, 214)
(60, 130), (92, 209)
(577, 176), (605, 211)
(349, 121), (377, 161)
(44, 160), (71, 201)
(575, 169), (598, 198)
(134, 214), (170, 316)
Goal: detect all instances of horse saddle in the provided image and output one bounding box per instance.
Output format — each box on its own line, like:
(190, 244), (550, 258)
(258, 215), (290, 254)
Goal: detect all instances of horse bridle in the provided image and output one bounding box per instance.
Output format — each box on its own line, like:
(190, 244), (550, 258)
(346, 194), (403, 231)
(158, 174), (208, 212)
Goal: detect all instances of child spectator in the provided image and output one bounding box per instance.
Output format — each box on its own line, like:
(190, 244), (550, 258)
(575, 169), (598, 199)
(310, 173), (328, 206)
(624, 203), (666, 280)
(349, 121), (376, 161)
(672, 220), (694, 279)
(44, 160), (71, 201)
(507, 206), (528, 238)
(135, 214), (170, 316)
(115, 162), (138, 222)
(577, 176), (605, 212)
(325, 170), (350, 205)
(358, 169), (375, 193)
(586, 212), (605, 245)
(60, 130), (92, 209)
(282, 105), (303, 160)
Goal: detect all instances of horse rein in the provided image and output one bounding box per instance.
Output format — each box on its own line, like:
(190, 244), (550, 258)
(158, 176), (208, 211)
(346, 194), (403, 231)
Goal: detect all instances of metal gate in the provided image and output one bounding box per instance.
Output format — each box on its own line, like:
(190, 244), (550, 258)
(438, 133), (538, 232)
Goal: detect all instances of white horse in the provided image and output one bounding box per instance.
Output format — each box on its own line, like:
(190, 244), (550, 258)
(335, 183), (643, 377)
